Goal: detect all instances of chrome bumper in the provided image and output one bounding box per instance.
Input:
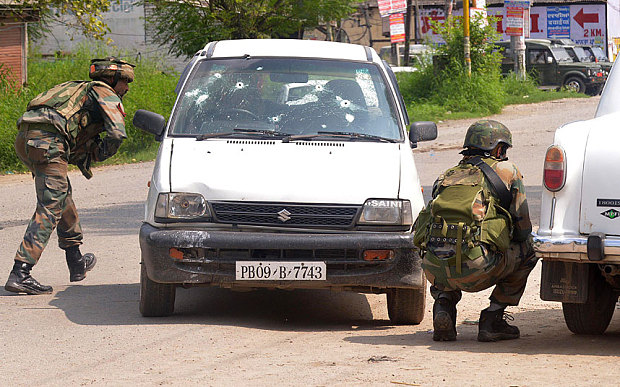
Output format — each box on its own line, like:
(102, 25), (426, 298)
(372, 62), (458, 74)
(533, 233), (620, 263)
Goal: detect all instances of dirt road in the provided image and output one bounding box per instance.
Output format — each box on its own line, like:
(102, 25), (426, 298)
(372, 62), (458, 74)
(1, 96), (618, 386)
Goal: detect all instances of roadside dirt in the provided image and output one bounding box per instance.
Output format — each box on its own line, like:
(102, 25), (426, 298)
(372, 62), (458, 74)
(1, 96), (619, 386)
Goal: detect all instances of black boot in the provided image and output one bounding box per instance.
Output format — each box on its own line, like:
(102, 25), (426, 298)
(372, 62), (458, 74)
(432, 297), (457, 341)
(65, 246), (96, 282)
(477, 308), (520, 342)
(4, 261), (53, 295)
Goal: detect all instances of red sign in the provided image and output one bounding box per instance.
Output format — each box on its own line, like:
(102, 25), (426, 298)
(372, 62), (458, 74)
(379, 0), (407, 16)
(390, 13), (406, 43)
(505, 7), (524, 35)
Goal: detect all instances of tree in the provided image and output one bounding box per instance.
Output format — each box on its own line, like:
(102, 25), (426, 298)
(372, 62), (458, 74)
(0, 0), (113, 40)
(144, 0), (360, 58)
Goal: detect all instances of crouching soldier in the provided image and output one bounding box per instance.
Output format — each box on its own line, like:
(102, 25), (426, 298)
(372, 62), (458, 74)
(5, 57), (135, 295)
(414, 120), (538, 342)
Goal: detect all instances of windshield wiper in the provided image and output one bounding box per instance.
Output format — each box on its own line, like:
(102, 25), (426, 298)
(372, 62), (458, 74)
(283, 131), (396, 143)
(196, 128), (287, 141)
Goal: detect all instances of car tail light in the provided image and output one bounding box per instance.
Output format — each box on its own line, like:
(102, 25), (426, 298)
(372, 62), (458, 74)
(543, 145), (566, 191)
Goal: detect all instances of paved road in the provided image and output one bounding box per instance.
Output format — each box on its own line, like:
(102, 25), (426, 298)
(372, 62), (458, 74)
(1, 96), (619, 386)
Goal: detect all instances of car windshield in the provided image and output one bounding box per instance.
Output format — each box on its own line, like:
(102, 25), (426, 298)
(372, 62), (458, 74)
(170, 58), (402, 141)
(550, 47), (573, 62)
(572, 47), (592, 62)
(591, 46), (609, 61)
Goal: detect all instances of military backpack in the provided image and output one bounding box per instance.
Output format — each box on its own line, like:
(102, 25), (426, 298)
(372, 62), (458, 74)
(413, 156), (513, 273)
(27, 80), (110, 141)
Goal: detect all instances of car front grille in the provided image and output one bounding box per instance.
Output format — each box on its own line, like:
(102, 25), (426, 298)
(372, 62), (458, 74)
(210, 201), (361, 229)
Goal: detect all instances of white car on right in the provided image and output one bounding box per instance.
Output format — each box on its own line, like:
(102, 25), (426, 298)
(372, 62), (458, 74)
(534, 57), (620, 335)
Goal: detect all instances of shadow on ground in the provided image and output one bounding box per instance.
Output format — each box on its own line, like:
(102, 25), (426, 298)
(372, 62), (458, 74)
(45, 283), (391, 332)
(344, 307), (620, 356)
(0, 201), (144, 237)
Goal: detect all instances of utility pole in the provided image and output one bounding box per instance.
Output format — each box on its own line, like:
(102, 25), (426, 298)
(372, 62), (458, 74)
(404, 0), (412, 65)
(463, 0), (471, 76)
(511, 36), (526, 80)
(414, 0), (421, 43)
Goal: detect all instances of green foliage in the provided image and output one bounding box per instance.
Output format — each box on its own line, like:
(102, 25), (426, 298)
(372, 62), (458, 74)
(396, 15), (506, 119)
(396, 14), (586, 122)
(432, 15), (503, 75)
(0, 45), (177, 173)
(5, 0), (113, 41)
(143, 0), (361, 57)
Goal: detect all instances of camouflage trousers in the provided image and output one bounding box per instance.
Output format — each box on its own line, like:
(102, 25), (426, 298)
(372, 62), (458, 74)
(14, 125), (83, 265)
(422, 240), (538, 306)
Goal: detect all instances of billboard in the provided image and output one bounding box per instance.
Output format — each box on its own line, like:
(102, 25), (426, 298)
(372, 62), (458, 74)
(487, 4), (607, 47)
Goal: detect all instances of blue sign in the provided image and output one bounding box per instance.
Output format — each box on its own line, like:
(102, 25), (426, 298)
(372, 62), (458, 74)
(547, 6), (570, 38)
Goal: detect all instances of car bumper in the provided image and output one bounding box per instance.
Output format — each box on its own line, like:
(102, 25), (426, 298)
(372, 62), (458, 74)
(139, 223), (424, 291)
(533, 233), (620, 263)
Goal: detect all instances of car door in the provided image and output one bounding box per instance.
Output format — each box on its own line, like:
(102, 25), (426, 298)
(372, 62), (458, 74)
(527, 48), (557, 86)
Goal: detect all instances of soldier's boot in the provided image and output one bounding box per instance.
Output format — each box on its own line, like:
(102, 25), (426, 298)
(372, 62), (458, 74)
(4, 261), (53, 295)
(432, 297), (457, 341)
(477, 308), (520, 342)
(65, 246), (96, 282)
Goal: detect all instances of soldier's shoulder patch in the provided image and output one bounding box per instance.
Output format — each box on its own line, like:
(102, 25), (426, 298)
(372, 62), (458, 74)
(117, 103), (126, 117)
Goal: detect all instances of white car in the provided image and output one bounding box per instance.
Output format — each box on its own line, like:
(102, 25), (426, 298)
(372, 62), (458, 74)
(133, 39), (437, 323)
(534, 57), (620, 334)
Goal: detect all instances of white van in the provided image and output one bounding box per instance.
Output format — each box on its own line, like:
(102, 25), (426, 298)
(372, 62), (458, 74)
(133, 39), (437, 324)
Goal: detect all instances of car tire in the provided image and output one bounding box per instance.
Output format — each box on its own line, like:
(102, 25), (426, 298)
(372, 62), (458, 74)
(562, 268), (617, 334)
(387, 287), (426, 325)
(140, 263), (176, 317)
(564, 76), (586, 93)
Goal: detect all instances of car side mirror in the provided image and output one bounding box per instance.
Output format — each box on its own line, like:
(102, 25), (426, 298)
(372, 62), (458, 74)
(409, 121), (437, 146)
(133, 109), (166, 141)
(547, 56), (554, 64)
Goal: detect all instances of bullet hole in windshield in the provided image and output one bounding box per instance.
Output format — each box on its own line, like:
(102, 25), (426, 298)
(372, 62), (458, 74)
(235, 82), (245, 89)
(340, 100), (351, 108)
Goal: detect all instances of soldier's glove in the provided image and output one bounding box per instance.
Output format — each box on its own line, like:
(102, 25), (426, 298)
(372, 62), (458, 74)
(73, 152), (93, 180)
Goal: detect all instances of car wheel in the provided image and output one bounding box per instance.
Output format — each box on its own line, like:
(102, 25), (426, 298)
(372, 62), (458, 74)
(564, 76), (586, 93)
(562, 268), (617, 334)
(140, 263), (176, 317)
(387, 287), (426, 325)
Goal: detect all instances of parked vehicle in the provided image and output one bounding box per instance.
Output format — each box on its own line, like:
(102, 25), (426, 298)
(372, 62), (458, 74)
(379, 44), (432, 70)
(133, 39), (437, 323)
(582, 45), (613, 74)
(549, 39), (611, 95)
(496, 39), (606, 94)
(533, 58), (620, 334)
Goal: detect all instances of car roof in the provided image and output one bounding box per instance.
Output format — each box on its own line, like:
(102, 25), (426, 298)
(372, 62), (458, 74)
(202, 39), (377, 62)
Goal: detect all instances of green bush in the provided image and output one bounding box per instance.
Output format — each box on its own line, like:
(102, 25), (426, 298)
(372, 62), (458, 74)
(396, 14), (506, 121)
(0, 44), (178, 173)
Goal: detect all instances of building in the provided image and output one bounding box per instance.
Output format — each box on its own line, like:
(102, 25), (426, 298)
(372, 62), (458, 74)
(0, 1), (38, 86)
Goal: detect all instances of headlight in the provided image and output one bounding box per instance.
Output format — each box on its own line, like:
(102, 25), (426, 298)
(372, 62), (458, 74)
(155, 193), (211, 220)
(358, 199), (413, 225)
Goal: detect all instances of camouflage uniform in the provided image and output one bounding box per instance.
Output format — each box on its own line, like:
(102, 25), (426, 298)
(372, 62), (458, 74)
(422, 156), (538, 306)
(13, 80), (128, 265)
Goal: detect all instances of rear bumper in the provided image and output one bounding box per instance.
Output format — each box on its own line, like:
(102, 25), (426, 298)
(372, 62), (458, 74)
(533, 233), (620, 263)
(139, 223), (424, 292)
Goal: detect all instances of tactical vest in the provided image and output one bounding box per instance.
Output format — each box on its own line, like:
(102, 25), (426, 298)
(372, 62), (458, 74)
(27, 80), (109, 142)
(413, 159), (513, 274)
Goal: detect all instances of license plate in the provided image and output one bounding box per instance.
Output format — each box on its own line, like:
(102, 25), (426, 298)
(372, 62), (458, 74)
(235, 261), (326, 281)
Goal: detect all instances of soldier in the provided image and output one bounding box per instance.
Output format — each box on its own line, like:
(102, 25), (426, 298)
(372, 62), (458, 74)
(4, 57), (135, 295)
(414, 120), (538, 342)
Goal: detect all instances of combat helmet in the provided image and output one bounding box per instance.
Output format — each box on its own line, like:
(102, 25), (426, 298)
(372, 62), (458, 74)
(463, 120), (512, 151)
(89, 57), (135, 85)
